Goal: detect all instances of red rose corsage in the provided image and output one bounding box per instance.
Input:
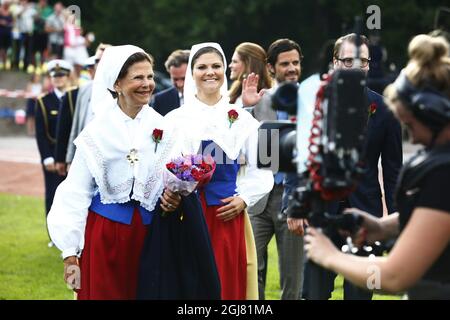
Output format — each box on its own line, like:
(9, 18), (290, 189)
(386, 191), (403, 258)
(152, 128), (163, 152)
(368, 102), (377, 116)
(228, 109), (239, 128)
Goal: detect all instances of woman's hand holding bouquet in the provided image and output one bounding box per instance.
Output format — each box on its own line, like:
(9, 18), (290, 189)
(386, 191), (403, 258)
(161, 154), (216, 216)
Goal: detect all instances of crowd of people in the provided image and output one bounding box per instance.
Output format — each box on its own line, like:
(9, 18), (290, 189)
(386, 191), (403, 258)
(21, 20), (450, 300)
(0, 0), (93, 74)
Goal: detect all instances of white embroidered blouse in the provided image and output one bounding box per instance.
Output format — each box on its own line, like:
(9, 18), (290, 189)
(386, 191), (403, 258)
(47, 104), (190, 259)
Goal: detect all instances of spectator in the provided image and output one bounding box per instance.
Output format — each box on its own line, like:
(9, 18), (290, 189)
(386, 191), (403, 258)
(0, 1), (13, 69)
(32, 0), (52, 69)
(243, 39), (305, 300)
(63, 11), (89, 78)
(25, 71), (43, 136)
(151, 49), (190, 115)
(228, 42), (272, 107)
(15, 0), (36, 71)
(45, 2), (64, 59)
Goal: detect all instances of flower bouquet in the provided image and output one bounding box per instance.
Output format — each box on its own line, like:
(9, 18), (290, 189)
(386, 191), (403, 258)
(163, 154), (216, 197)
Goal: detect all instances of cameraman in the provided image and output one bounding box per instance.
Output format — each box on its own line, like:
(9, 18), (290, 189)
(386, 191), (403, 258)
(286, 33), (403, 300)
(304, 34), (450, 299)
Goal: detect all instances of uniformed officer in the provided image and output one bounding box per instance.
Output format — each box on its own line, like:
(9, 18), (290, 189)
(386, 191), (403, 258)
(54, 55), (98, 176)
(35, 59), (73, 247)
(54, 86), (78, 176)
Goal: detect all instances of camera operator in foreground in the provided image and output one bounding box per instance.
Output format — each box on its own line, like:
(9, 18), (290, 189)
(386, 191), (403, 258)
(304, 34), (450, 299)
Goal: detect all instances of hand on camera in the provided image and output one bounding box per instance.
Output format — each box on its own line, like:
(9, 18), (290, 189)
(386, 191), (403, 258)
(340, 208), (383, 247)
(304, 227), (339, 268)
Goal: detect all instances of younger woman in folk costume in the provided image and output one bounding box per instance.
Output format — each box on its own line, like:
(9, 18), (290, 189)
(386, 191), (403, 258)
(47, 45), (195, 299)
(165, 43), (274, 299)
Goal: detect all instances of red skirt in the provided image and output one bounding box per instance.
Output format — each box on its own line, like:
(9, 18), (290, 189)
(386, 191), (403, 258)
(77, 209), (147, 300)
(200, 192), (247, 300)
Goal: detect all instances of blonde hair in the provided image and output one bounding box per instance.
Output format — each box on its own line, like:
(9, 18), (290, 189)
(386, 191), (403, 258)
(385, 34), (450, 111)
(404, 34), (450, 96)
(229, 42), (272, 104)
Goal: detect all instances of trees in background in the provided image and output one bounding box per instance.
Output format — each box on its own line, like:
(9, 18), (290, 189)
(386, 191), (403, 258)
(66, 0), (446, 77)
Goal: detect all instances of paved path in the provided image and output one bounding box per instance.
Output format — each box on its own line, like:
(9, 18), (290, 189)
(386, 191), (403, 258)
(0, 136), (40, 164)
(0, 136), (43, 197)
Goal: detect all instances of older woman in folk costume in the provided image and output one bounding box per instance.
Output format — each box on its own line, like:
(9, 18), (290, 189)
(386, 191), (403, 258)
(47, 45), (195, 299)
(165, 43), (274, 300)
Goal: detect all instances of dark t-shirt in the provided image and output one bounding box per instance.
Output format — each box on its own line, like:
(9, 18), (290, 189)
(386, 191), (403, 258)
(398, 165), (450, 283)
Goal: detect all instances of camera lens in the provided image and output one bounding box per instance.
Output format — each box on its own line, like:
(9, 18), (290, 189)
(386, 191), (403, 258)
(271, 82), (298, 115)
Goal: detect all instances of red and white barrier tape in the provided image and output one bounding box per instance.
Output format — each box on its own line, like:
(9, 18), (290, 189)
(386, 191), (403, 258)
(0, 89), (38, 99)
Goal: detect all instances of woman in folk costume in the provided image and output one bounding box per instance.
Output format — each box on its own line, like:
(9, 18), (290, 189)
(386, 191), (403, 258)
(47, 45), (188, 299)
(165, 43), (274, 300)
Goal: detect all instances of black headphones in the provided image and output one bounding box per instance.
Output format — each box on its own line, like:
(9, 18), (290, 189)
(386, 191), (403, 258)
(394, 72), (450, 133)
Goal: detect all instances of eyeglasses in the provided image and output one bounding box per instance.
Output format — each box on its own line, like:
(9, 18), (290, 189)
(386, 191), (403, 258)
(337, 57), (371, 68)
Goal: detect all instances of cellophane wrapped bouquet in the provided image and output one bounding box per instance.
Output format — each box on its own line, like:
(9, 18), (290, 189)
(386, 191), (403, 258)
(163, 154), (216, 197)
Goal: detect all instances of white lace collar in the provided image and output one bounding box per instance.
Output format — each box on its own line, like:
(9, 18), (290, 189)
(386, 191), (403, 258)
(166, 96), (260, 160)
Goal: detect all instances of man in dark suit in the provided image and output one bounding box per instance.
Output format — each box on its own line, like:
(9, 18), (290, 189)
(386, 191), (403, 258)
(151, 49), (190, 115)
(246, 39), (305, 300)
(286, 33), (403, 300)
(35, 59), (72, 247)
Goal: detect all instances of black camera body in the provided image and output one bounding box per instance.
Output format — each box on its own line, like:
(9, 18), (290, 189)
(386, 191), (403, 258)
(257, 68), (368, 226)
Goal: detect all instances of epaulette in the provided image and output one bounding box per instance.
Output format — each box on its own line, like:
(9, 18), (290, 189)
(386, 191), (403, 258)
(66, 87), (78, 116)
(37, 92), (50, 100)
(67, 86), (79, 92)
(35, 94), (57, 144)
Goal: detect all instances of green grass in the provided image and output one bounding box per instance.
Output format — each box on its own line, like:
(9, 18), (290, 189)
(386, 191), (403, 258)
(0, 193), (400, 300)
(0, 193), (73, 300)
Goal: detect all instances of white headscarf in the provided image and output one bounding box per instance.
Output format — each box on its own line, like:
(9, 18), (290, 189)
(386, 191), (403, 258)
(75, 44), (190, 211)
(90, 45), (144, 118)
(165, 42), (261, 160)
(183, 42), (229, 108)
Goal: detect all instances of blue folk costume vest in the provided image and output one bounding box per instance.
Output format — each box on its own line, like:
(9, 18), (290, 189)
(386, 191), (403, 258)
(200, 140), (240, 205)
(88, 139), (240, 224)
(89, 194), (155, 225)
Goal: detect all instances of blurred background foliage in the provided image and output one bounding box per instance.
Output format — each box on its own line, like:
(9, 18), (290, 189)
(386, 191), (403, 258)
(65, 0), (448, 77)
